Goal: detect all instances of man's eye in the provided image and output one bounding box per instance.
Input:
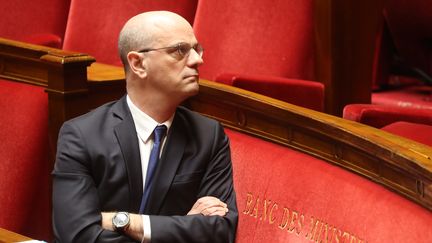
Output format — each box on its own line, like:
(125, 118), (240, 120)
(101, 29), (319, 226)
(178, 44), (191, 56)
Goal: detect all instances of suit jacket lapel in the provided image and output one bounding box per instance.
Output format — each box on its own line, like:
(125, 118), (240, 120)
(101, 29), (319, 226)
(113, 97), (143, 212)
(145, 112), (186, 214)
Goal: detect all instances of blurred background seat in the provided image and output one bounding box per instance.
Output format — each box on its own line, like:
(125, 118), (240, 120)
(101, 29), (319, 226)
(0, 0), (71, 48)
(343, 0), (432, 146)
(193, 0), (324, 111)
(371, 0), (432, 109)
(62, 0), (198, 66)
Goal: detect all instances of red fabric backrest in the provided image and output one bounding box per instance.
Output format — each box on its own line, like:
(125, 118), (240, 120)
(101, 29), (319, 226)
(62, 0), (198, 66)
(225, 128), (432, 242)
(0, 80), (51, 241)
(193, 0), (315, 82)
(0, 0), (71, 48)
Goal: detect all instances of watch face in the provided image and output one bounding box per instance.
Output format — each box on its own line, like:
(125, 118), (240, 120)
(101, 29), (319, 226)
(113, 212), (129, 227)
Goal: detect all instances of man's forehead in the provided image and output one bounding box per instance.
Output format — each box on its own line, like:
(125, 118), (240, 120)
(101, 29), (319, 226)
(152, 26), (197, 45)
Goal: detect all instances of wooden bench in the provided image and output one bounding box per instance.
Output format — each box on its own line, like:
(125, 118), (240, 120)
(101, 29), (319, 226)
(1, 38), (432, 242)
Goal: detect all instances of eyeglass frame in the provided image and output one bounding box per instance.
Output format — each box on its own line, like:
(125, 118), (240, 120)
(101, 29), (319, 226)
(136, 42), (204, 58)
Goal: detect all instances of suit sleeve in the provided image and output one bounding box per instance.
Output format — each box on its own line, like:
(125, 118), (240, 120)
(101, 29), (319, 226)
(150, 123), (238, 243)
(52, 122), (136, 243)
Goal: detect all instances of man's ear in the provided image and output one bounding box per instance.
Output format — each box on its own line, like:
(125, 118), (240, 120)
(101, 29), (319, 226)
(127, 52), (147, 79)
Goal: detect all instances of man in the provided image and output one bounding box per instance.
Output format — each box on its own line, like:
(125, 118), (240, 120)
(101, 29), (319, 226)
(52, 11), (238, 242)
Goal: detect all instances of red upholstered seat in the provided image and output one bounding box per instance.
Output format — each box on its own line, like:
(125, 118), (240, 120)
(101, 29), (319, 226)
(343, 104), (432, 128)
(225, 128), (432, 242)
(382, 121), (432, 147)
(193, 0), (323, 111)
(346, 2), (432, 131)
(0, 1), (71, 48)
(0, 79), (51, 241)
(372, 85), (432, 110)
(62, 0), (198, 66)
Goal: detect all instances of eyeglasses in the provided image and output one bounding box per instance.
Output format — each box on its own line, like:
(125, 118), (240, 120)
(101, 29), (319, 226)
(137, 42), (204, 58)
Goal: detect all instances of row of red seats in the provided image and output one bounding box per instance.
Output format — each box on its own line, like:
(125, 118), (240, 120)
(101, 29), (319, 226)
(1, 1), (430, 142)
(0, 0), (324, 112)
(343, 0), (432, 146)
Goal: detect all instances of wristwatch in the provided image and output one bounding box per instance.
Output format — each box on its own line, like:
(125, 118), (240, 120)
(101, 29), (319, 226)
(112, 212), (130, 233)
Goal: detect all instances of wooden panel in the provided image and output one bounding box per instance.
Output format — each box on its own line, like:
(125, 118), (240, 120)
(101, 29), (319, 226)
(340, 145), (379, 177)
(314, 0), (384, 115)
(0, 56), (48, 86)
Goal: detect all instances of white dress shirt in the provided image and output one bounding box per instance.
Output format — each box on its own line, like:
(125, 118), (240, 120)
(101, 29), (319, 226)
(126, 95), (174, 243)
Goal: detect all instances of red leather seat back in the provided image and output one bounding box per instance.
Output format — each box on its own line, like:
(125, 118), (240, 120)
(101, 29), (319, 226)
(0, 80), (51, 241)
(226, 128), (432, 242)
(62, 0), (198, 66)
(0, 0), (71, 48)
(193, 0), (315, 82)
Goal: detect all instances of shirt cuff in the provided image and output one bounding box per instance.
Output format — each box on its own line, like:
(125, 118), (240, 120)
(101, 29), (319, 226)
(141, 215), (151, 243)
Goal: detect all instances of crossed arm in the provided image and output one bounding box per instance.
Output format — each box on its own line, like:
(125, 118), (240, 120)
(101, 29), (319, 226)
(101, 196), (229, 241)
(53, 121), (238, 243)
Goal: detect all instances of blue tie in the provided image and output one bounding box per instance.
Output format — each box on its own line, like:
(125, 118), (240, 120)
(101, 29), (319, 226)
(139, 125), (167, 213)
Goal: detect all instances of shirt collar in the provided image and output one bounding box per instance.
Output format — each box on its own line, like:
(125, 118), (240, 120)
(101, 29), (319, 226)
(126, 95), (174, 143)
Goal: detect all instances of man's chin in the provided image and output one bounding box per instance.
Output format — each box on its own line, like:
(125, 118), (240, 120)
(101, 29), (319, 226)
(185, 83), (200, 97)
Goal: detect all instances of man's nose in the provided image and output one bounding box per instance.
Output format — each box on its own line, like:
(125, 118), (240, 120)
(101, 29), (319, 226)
(187, 49), (204, 67)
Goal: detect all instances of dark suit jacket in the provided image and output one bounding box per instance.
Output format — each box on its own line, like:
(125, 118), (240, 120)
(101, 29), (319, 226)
(52, 96), (238, 243)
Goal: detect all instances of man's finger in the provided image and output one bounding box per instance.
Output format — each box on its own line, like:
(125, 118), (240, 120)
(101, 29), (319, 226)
(187, 196), (228, 215)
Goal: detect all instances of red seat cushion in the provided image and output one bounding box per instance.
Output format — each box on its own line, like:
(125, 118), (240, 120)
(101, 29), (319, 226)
(382, 121), (432, 146)
(372, 85), (432, 110)
(225, 128), (432, 242)
(0, 79), (51, 241)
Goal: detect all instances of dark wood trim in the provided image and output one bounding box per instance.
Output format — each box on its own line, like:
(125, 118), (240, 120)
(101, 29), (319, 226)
(314, 0), (384, 115)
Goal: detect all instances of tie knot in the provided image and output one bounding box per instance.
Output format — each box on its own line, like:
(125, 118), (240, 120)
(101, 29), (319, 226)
(153, 125), (167, 143)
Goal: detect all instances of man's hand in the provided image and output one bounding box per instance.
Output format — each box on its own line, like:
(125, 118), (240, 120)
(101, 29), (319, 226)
(187, 196), (229, 216)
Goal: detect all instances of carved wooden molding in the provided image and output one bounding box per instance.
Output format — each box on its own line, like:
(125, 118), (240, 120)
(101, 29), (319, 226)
(186, 79), (432, 210)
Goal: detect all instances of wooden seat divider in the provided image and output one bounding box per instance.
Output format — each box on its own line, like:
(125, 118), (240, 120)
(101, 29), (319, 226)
(1, 38), (431, 242)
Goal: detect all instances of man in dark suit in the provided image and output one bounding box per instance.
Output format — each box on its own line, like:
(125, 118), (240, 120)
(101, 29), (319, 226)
(52, 11), (238, 242)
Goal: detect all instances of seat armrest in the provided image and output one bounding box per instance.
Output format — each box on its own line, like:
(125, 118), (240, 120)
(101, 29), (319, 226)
(343, 104), (432, 128)
(216, 73), (324, 111)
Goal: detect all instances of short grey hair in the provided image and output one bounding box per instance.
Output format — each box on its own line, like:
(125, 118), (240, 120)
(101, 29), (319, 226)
(117, 15), (154, 70)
